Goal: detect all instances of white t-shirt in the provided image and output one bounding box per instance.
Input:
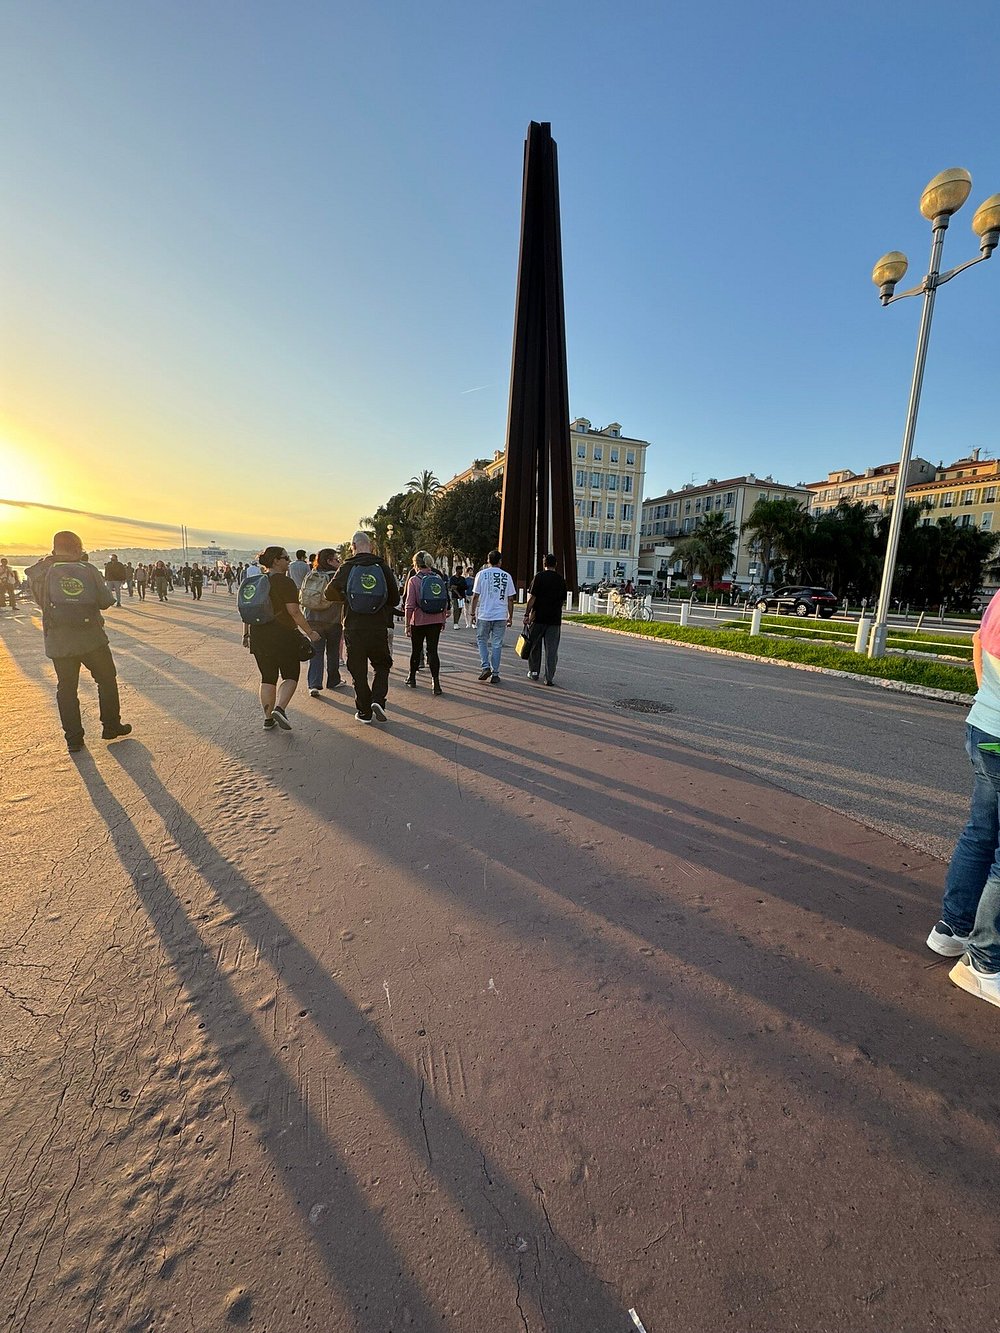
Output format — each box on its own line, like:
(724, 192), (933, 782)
(473, 565), (516, 620)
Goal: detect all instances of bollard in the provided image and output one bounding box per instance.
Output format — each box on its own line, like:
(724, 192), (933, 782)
(750, 605), (762, 635)
(915, 610), (925, 632)
(713, 600), (719, 619)
(679, 601), (690, 627)
(854, 616), (872, 655)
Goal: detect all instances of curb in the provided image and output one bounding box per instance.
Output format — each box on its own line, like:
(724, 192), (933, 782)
(568, 621), (975, 708)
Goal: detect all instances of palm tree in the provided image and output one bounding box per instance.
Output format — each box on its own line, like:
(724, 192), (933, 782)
(669, 511), (737, 593)
(742, 497), (811, 586)
(405, 470), (441, 520)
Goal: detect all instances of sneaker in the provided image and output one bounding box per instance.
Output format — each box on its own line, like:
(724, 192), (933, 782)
(309, 688), (321, 698)
(67, 739), (85, 753)
(405, 677), (417, 688)
(949, 955), (1000, 1009)
(272, 706), (292, 731)
(528, 671), (539, 680)
(490, 673), (500, 684)
(371, 702), (387, 723)
(329, 680), (343, 689)
(263, 716), (277, 730)
(355, 711), (373, 724)
(477, 668), (492, 681)
(433, 683), (443, 696)
(544, 680), (555, 686)
(926, 920), (972, 957)
(102, 723), (133, 741)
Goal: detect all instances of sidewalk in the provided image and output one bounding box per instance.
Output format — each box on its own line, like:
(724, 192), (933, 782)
(2, 595), (997, 1333)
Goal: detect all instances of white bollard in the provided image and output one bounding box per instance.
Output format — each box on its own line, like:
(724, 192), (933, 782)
(854, 616), (872, 655)
(679, 601), (690, 627)
(750, 605), (762, 635)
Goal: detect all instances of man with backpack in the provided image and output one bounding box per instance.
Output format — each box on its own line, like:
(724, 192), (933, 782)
(325, 531), (398, 724)
(26, 531), (132, 753)
(299, 549), (344, 696)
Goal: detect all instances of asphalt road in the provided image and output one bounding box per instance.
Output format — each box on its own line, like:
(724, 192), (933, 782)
(559, 621), (971, 862)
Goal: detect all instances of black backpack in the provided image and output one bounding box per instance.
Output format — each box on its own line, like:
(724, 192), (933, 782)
(345, 562), (388, 614)
(46, 563), (100, 627)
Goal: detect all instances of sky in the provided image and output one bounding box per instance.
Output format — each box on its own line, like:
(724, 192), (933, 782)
(1, 0), (998, 555)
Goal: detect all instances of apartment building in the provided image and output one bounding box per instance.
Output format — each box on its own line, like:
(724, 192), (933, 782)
(639, 474), (811, 587)
(441, 418), (650, 585)
(905, 450), (1000, 532)
(806, 457), (936, 514)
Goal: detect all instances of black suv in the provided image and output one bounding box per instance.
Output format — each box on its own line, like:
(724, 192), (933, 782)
(755, 585), (838, 618)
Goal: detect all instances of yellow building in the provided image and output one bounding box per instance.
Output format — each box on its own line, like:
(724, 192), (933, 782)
(905, 450), (1000, 533)
(807, 457), (936, 515)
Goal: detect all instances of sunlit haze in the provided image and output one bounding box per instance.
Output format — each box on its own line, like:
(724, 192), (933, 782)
(2, 1), (998, 558)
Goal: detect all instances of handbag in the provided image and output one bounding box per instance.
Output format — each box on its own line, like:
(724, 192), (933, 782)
(515, 623), (534, 660)
(296, 631), (318, 661)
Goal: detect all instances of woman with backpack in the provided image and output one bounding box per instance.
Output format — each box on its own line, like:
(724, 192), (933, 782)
(243, 546), (321, 730)
(300, 549), (344, 697)
(404, 551), (448, 694)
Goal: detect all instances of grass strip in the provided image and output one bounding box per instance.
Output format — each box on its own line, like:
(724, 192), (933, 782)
(567, 615), (977, 693)
(721, 621), (972, 657)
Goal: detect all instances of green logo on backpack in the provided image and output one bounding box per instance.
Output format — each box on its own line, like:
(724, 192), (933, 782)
(59, 576), (86, 599)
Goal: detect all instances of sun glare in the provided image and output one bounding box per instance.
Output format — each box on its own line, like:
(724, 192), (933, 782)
(0, 438), (49, 504)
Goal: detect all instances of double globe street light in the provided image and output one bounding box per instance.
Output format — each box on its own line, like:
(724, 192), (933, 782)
(868, 168), (1000, 657)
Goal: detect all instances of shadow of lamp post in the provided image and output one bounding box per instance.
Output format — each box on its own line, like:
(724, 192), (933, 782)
(868, 169), (1000, 658)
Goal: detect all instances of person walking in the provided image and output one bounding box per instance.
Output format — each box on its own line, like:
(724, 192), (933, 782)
(125, 563), (135, 598)
(299, 549), (344, 697)
(26, 531), (132, 753)
(927, 592), (1000, 1010)
(135, 564), (148, 601)
(326, 531), (398, 724)
(224, 563), (235, 594)
(0, 558), (20, 610)
(404, 552), (448, 694)
(103, 554), (129, 608)
(243, 546), (321, 731)
(190, 563), (205, 600)
(288, 550), (310, 589)
(152, 561), (170, 602)
(470, 550), (516, 684)
(448, 568), (467, 631)
(525, 553), (568, 686)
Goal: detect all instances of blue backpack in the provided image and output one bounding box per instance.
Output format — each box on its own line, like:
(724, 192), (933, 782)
(237, 573), (275, 625)
(346, 562), (388, 614)
(416, 571), (449, 614)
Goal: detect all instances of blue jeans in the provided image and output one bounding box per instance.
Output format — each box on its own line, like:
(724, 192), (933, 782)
(476, 619), (506, 674)
(941, 724), (1000, 971)
(107, 581), (122, 607)
(307, 623), (342, 690)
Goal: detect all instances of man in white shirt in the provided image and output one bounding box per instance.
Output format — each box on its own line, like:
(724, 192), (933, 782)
(470, 550), (516, 683)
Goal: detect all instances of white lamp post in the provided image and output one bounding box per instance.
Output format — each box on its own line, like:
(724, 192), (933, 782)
(868, 169), (999, 658)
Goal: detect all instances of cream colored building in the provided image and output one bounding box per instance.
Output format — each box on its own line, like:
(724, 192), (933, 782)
(441, 418), (650, 584)
(639, 474), (811, 587)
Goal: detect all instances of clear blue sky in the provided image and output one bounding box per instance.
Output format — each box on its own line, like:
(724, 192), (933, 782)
(2, 0), (997, 550)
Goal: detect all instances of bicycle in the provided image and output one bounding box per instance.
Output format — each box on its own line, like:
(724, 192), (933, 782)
(610, 592), (652, 622)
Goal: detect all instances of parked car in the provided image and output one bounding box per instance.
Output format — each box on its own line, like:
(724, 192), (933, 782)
(755, 585), (839, 618)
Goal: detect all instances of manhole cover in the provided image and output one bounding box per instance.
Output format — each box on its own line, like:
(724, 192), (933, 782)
(612, 698), (674, 714)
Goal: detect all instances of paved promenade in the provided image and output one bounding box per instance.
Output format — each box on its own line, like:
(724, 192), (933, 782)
(2, 593), (998, 1333)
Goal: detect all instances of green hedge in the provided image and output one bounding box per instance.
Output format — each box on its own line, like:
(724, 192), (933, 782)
(566, 615), (977, 693)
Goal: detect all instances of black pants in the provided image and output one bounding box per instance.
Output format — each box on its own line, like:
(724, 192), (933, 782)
(409, 624), (442, 682)
(345, 619), (392, 717)
(191, 583), (203, 600)
(527, 622), (561, 682)
(52, 646), (122, 744)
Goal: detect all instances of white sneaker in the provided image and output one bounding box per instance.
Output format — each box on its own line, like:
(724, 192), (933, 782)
(370, 702), (387, 723)
(949, 955), (1000, 1009)
(926, 921), (972, 957)
(309, 688), (321, 698)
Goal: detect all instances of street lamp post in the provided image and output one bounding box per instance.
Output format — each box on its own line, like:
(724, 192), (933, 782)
(868, 169), (1000, 658)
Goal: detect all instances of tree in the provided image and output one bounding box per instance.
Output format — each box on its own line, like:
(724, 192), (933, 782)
(405, 470), (442, 520)
(668, 511), (737, 591)
(742, 497), (811, 585)
(420, 475), (502, 569)
(806, 501), (881, 599)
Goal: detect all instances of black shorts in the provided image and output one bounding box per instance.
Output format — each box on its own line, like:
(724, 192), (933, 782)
(250, 625), (302, 686)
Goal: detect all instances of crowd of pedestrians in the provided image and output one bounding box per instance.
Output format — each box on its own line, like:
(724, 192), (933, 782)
(16, 523), (1000, 1015)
